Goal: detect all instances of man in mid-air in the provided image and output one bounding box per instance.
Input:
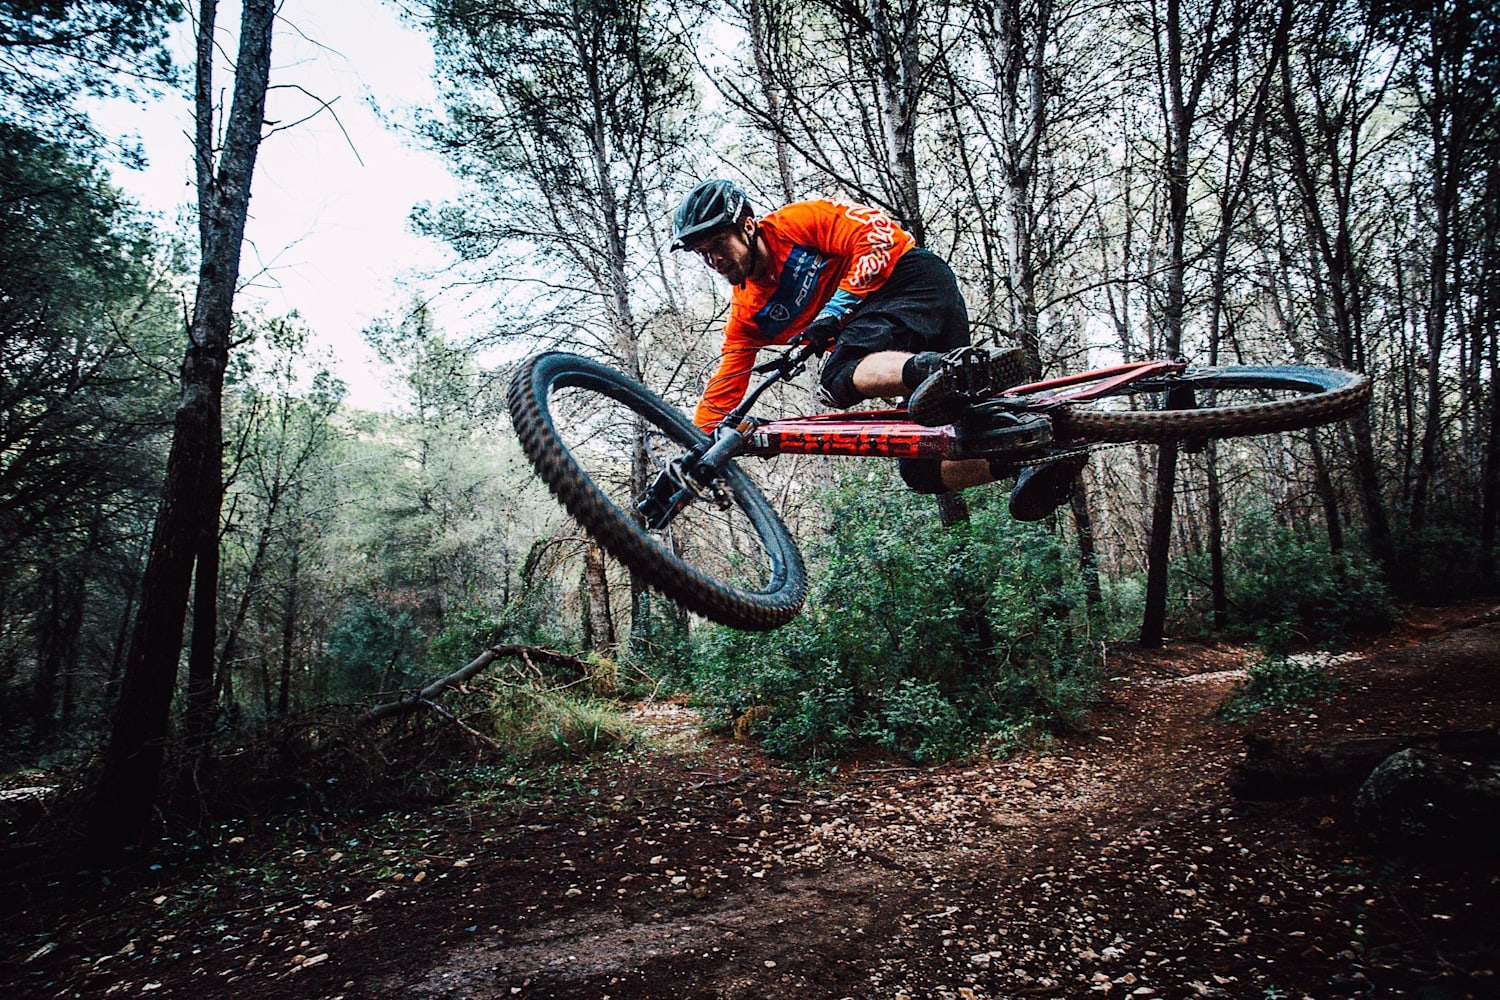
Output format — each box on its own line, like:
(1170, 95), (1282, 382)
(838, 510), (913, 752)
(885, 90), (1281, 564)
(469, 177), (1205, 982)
(673, 178), (1084, 521)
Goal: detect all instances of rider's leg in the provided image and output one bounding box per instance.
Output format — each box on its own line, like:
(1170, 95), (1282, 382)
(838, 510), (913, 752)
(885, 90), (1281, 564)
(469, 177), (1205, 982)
(905, 455), (1088, 522)
(901, 458), (1007, 494)
(815, 251), (1082, 519)
(846, 350), (1005, 401)
(821, 347), (946, 407)
(1008, 453), (1088, 521)
(850, 350), (920, 399)
(939, 458), (997, 491)
(816, 249), (970, 407)
(823, 347), (981, 406)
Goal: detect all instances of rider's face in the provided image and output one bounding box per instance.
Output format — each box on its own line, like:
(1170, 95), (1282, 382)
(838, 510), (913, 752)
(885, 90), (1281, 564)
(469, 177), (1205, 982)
(689, 222), (754, 284)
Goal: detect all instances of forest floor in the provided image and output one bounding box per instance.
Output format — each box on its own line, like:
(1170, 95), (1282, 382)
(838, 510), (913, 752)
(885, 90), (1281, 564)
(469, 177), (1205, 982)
(4, 602), (1500, 999)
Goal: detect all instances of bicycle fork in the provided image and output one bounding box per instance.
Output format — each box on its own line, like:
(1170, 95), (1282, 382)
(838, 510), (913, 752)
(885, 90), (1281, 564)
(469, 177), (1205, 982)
(637, 425), (748, 530)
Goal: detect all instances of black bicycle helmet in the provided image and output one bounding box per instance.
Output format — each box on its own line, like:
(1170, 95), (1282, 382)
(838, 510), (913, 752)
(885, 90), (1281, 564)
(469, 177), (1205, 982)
(671, 179), (753, 250)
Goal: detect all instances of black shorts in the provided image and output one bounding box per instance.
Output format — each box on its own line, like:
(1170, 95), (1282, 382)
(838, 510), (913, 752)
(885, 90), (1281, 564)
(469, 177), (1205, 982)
(819, 248), (970, 404)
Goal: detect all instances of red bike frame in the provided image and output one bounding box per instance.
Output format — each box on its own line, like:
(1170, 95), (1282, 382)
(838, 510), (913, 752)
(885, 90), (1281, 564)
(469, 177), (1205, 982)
(742, 359), (1186, 460)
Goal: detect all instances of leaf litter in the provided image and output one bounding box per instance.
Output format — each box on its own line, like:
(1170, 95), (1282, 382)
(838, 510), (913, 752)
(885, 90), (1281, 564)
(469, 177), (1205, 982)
(5, 604), (1499, 999)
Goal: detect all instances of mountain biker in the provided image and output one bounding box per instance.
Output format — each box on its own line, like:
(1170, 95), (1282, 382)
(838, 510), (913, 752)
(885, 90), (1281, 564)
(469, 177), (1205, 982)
(672, 178), (1085, 521)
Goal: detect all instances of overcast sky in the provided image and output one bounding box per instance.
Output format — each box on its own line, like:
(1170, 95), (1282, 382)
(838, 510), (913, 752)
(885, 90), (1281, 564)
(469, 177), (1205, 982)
(97, 1), (465, 410)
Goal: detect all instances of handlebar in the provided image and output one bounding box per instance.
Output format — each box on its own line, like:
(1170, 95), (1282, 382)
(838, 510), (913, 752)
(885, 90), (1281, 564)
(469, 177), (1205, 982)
(752, 339), (819, 376)
(721, 341), (817, 429)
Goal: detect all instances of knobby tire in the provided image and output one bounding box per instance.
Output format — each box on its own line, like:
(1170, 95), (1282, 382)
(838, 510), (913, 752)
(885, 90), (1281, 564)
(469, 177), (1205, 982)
(1049, 365), (1371, 443)
(508, 352), (807, 631)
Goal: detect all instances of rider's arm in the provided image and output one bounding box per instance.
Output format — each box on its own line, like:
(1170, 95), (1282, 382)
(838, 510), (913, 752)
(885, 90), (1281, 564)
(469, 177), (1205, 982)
(776, 199), (916, 327)
(693, 339), (760, 431)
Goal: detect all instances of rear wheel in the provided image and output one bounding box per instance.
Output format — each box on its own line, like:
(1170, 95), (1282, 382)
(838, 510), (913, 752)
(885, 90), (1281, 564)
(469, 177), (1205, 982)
(1044, 365), (1371, 443)
(507, 352), (806, 631)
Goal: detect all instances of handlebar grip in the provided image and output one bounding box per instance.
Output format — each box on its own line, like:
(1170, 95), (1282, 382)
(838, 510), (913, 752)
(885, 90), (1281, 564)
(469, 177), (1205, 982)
(694, 426), (746, 480)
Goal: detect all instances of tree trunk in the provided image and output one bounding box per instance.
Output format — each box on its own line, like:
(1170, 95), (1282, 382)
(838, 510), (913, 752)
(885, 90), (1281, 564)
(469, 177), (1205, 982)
(31, 552), (63, 742)
(1409, 203), (1450, 538)
(1141, 0), (1198, 647)
(1070, 487), (1102, 610)
(575, 8), (647, 639)
(867, 0), (923, 241)
(214, 518), (275, 712)
(1310, 432), (1345, 553)
(987, 0), (1049, 374)
(746, 0), (796, 203)
(87, 0), (275, 860)
(1205, 447), (1228, 630)
(106, 544), (145, 698)
(1482, 157), (1500, 576)
(936, 492), (969, 527)
(1274, 0), (1396, 578)
(57, 533), (93, 730)
(184, 444), (221, 749)
(1408, 10), (1462, 549)
(1199, 36), (1273, 633)
(278, 546), (299, 717)
(583, 542), (617, 656)
(1140, 443), (1179, 647)
(1485, 325), (1500, 576)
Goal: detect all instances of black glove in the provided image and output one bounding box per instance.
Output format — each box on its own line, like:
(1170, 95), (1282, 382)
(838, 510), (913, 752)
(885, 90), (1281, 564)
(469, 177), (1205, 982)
(793, 314), (841, 356)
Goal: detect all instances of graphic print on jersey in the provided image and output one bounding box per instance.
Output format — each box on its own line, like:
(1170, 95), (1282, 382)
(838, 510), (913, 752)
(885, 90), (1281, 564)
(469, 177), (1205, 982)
(753, 245), (828, 340)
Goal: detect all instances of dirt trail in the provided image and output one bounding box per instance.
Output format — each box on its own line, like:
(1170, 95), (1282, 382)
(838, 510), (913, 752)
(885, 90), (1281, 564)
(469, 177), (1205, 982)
(345, 607), (1500, 999)
(6, 606), (1500, 999)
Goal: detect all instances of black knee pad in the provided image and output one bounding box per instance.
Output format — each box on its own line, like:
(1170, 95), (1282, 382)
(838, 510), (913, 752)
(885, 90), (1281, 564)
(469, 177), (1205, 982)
(818, 351), (865, 409)
(899, 458), (948, 495)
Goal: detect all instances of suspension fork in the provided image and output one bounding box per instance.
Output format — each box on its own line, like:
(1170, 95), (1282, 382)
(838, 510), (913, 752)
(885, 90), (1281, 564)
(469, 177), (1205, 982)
(637, 343), (816, 530)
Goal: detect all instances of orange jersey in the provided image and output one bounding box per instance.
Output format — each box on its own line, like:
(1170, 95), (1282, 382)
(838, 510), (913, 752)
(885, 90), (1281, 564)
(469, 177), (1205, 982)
(693, 199), (916, 429)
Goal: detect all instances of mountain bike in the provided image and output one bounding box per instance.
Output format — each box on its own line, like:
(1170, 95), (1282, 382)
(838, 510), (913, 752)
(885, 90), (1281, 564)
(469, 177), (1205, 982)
(507, 343), (1371, 631)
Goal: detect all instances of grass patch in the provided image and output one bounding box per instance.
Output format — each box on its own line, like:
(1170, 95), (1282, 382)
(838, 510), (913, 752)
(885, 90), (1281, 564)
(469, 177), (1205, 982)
(490, 686), (636, 760)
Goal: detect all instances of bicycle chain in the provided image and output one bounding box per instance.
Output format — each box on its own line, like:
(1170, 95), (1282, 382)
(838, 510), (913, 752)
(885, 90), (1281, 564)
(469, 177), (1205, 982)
(997, 440), (1142, 470)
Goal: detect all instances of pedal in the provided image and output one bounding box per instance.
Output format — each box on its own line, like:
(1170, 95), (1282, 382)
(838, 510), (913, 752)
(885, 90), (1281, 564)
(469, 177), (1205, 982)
(940, 346), (1001, 400)
(953, 409), (1053, 457)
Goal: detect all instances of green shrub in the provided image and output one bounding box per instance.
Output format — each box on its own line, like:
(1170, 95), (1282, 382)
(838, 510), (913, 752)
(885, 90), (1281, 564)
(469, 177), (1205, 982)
(1231, 516), (1393, 642)
(859, 678), (968, 761)
(426, 605), (506, 668)
(426, 590), (575, 670)
(1216, 652), (1337, 720)
(626, 591), (695, 689)
(1395, 523), (1498, 603)
(322, 599), (428, 698)
(682, 473), (1102, 761)
(501, 579), (574, 648)
(1173, 511), (1395, 646)
(1097, 574), (1146, 642)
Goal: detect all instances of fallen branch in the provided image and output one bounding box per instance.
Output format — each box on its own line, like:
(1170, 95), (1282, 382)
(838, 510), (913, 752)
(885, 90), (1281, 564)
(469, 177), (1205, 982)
(420, 698), (501, 750)
(625, 660), (663, 703)
(361, 644), (592, 724)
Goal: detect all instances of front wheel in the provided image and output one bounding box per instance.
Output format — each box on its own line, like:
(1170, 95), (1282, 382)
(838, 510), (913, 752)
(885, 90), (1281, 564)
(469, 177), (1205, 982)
(1047, 365), (1372, 443)
(507, 352), (807, 631)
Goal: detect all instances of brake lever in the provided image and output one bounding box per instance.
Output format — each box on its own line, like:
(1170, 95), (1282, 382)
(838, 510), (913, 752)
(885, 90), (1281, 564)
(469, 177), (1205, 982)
(752, 341), (817, 375)
(752, 353), (795, 375)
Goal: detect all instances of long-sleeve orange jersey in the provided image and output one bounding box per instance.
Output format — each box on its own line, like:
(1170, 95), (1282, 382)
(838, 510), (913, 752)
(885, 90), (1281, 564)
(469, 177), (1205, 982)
(692, 198), (916, 430)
